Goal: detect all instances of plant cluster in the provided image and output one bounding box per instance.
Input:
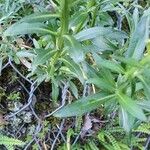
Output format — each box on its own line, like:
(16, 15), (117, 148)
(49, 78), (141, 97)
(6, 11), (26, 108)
(0, 0), (150, 149)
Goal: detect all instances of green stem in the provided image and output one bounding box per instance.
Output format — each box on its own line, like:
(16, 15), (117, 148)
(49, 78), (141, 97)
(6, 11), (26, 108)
(57, 0), (69, 49)
(60, 0), (69, 35)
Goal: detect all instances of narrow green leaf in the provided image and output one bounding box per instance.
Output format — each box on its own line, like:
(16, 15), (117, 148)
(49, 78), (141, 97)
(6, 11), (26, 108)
(75, 27), (127, 42)
(69, 81), (78, 98)
(117, 92), (146, 121)
(132, 7), (139, 30)
(143, 7), (150, 17)
(63, 35), (84, 63)
(32, 49), (56, 71)
(53, 93), (115, 117)
(0, 12), (13, 24)
(33, 39), (40, 49)
(100, 69), (115, 87)
(119, 107), (135, 132)
(74, 27), (106, 41)
(16, 50), (36, 58)
(99, 12), (114, 26)
(82, 62), (99, 79)
(92, 36), (118, 51)
(4, 22), (56, 36)
(19, 12), (59, 23)
(60, 57), (86, 84)
(113, 56), (139, 67)
(69, 11), (87, 30)
(138, 76), (150, 100)
(93, 53), (124, 73)
(126, 16), (149, 60)
(52, 83), (59, 102)
(88, 78), (115, 92)
(138, 100), (150, 112)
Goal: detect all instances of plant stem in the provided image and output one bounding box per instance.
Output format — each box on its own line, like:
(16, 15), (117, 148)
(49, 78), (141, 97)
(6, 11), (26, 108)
(57, 0), (69, 49)
(60, 0), (69, 35)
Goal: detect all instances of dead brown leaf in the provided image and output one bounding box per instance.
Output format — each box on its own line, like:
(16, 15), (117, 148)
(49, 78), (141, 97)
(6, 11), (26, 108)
(81, 114), (92, 138)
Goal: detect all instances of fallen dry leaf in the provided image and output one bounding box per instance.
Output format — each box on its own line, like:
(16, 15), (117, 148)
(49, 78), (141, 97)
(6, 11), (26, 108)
(81, 114), (92, 138)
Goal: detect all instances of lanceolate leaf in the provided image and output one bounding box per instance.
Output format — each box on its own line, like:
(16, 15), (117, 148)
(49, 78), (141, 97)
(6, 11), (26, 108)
(138, 100), (150, 112)
(93, 53), (124, 74)
(119, 107), (135, 132)
(100, 68), (115, 87)
(88, 78), (115, 92)
(69, 81), (78, 98)
(75, 26), (127, 42)
(132, 7), (139, 30)
(53, 93), (115, 117)
(126, 16), (149, 60)
(74, 27), (106, 41)
(92, 36), (118, 51)
(4, 22), (56, 36)
(143, 7), (150, 17)
(112, 56), (139, 67)
(60, 57), (86, 84)
(69, 11), (87, 31)
(32, 49), (56, 71)
(19, 12), (59, 23)
(63, 35), (84, 63)
(117, 92), (146, 121)
(138, 76), (150, 100)
(16, 50), (36, 58)
(52, 82), (59, 102)
(83, 63), (99, 79)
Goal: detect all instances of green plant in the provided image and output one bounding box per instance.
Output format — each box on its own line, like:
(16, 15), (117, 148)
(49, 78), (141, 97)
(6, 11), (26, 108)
(3, 0), (129, 102)
(1, 0), (150, 149)
(7, 91), (20, 101)
(53, 5), (150, 133)
(0, 134), (25, 150)
(3, 0), (150, 129)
